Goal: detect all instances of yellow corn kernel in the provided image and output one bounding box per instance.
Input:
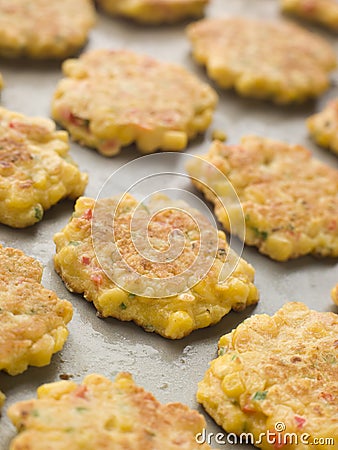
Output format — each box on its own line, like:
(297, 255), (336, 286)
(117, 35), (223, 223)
(30, 334), (55, 366)
(53, 327), (70, 352)
(195, 311), (212, 328)
(263, 234), (293, 261)
(306, 322), (327, 338)
(38, 381), (78, 399)
(97, 288), (128, 316)
(222, 407), (247, 435)
(7, 194), (34, 209)
(165, 311), (193, 338)
(212, 129), (228, 142)
(218, 279), (250, 302)
(115, 125), (135, 145)
(162, 130), (187, 150)
(222, 373), (245, 398)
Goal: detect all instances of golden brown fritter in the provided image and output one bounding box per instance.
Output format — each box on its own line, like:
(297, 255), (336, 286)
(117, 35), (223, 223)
(8, 372), (212, 450)
(187, 17), (336, 103)
(0, 107), (87, 228)
(53, 194), (259, 339)
(0, 0), (96, 59)
(52, 49), (217, 156)
(187, 136), (338, 261)
(97, 0), (209, 24)
(307, 98), (338, 155)
(197, 302), (338, 450)
(281, 0), (338, 32)
(0, 245), (73, 376)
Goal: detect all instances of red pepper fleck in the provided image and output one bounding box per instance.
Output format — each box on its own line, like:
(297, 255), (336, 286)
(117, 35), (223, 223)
(61, 110), (84, 127)
(327, 220), (337, 231)
(82, 209), (93, 220)
(274, 441), (287, 449)
(294, 415), (306, 428)
(304, 0), (316, 12)
(91, 273), (103, 285)
(81, 256), (91, 265)
(73, 385), (88, 399)
(242, 403), (256, 413)
(320, 392), (334, 403)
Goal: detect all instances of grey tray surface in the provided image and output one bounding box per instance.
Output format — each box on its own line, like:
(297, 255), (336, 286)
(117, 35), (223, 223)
(0, 1), (337, 448)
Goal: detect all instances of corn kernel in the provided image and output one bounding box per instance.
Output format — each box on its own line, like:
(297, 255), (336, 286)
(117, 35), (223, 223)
(162, 130), (187, 150)
(165, 311), (193, 338)
(97, 288), (128, 316)
(222, 373), (245, 397)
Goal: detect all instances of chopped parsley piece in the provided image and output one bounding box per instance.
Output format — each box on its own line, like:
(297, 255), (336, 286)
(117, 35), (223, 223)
(119, 302), (127, 310)
(34, 206), (43, 221)
(251, 226), (268, 240)
(76, 407), (88, 413)
(253, 391), (268, 401)
(219, 347), (227, 356)
(128, 293), (136, 298)
(68, 241), (80, 246)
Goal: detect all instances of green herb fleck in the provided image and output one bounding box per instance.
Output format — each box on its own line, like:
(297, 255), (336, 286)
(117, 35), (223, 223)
(323, 354), (337, 364)
(119, 302), (127, 310)
(76, 407), (88, 413)
(128, 293), (136, 298)
(218, 347), (227, 356)
(231, 354), (238, 361)
(253, 391), (268, 401)
(81, 119), (90, 128)
(251, 227), (268, 240)
(31, 410), (40, 417)
(68, 241), (80, 247)
(146, 430), (156, 438)
(34, 206), (43, 221)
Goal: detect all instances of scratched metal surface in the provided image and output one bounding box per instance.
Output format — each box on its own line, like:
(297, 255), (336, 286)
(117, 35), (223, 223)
(0, 0), (337, 448)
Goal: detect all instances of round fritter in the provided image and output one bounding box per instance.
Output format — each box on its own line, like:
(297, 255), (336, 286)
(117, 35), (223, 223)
(8, 373), (212, 450)
(197, 302), (338, 450)
(0, 107), (88, 228)
(53, 194), (259, 339)
(97, 0), (209, 24)
(332, 284), (338, 305)
(187, 136), (338, 261)
(281, 0), (338, 32)
(52, 49), (218, 156)
(186, 17), (336, 104)
(0, 0), (96, 59)
(0, 245), (73, 376)
(307, 99), (338, 155)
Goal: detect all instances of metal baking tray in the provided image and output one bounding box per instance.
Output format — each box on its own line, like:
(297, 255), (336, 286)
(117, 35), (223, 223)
(0, 0), (337, 448)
